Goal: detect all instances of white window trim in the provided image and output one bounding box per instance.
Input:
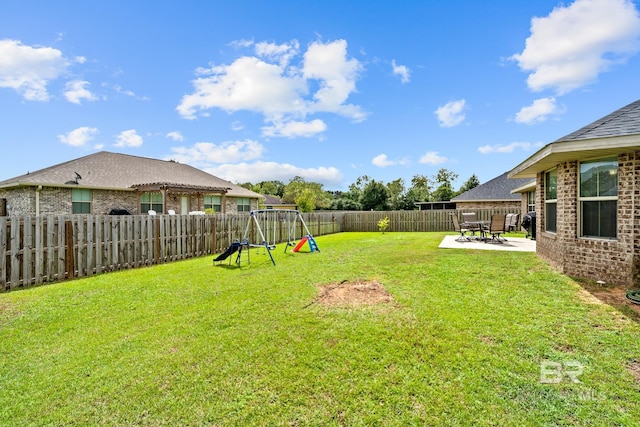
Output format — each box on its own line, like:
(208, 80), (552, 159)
(577, 158), (618, 240)
(544, 169), (557, 233)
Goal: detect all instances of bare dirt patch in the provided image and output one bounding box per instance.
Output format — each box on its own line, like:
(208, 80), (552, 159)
(628, 360), (640, 385)
(316, 280), (395, 307)
(588, 287), (640, 318)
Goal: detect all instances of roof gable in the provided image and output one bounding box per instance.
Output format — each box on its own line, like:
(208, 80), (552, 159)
(555, 99), (640, 143)
(0, 151), (261, 198)
(510, 99), (640, 178)
(452, 172), (534, 201)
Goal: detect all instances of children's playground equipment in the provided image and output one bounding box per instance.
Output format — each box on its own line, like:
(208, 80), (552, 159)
(213, 209), (319, 266)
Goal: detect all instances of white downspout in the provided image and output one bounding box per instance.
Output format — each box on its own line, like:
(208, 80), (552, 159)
(35, 185), (42, 216)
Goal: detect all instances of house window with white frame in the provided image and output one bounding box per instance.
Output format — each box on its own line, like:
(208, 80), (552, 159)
(72, 189), (91, 214)
(141, 192), (163, 213)
(204, 195), (222, 213)
(527, 191), (535, 213)
(237, 197), (251, 212)
(579, 158), (617, 239)
(545, 169), (557, 233)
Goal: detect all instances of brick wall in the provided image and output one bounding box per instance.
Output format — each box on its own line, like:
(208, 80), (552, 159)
(0, 186), (260, 216)
(93, 190), (139, 214)
(536, 153), (639, 286)
(0, 187), (35, 215)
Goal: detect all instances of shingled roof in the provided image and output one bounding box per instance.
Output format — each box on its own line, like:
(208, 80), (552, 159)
(510, 99), (640, 178)
(452, 172), (534, 202)
(555, 99), (640, 142)
(0, 151), (261, 199)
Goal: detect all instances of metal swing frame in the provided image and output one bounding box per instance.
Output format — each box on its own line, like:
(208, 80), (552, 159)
(242, 209), (316, 265)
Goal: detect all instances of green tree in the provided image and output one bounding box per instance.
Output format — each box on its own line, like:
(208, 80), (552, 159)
(361, 179), (389, 211)
(256, 180), (285, 197)
(386, 178), (406, 211)
(457, 174), (480, 195)
(329, 190), (362, 210)
(403, 174), (433, 208)
(282, 176), (332, 212)
(432, 168), (458, 201)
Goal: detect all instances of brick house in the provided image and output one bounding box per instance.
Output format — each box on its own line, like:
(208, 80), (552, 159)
(509, 99), (640, 286)
(452, 172), (535, 212)
(0, 151), (262, 216)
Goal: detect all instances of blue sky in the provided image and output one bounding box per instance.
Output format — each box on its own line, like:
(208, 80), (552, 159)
(1, 0), (640, 191)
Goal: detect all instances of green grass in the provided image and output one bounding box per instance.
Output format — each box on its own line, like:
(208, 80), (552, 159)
(1, 232), (639, 426)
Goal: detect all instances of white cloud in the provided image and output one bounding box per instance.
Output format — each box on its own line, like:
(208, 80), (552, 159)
(166, 131), (184, 142)
(372, 154), (409, 167)
(231, 121), (245, 131)
(478, 141), (544, 154)
(64, 80), (97, 104)
(58, 126), (98, 147)
(515, 97), (565, 124)
(434, 99), (467, 128)
(255, 40), (300, 67)
(0, 39), (69, 101)
(206, 161), (343, 187)
(511, 0), (640, 94)
(419, 151), (447, 165)
(168, 140), (265, 165)
(391, 59), (410, 83)
(113, 84), (149, 100)
(114, 129), (143, 147)
(262, 119), (327, 138)
(176, 39), (367, 138)
(302, 40), (365, 119)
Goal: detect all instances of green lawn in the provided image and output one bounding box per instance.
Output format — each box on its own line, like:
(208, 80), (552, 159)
(1, 232), (639, 426)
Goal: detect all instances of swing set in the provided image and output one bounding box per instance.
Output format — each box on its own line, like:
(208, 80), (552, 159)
(213, 209), (319, 266)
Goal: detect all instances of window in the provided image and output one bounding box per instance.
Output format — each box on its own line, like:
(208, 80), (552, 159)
(72, 189), (91, 214)
(579, 158), (617, 239)
(141, 192), (163, 213)
(545, 169), (557, 233)
(237, 197), (251, 212)
(204, 195), (222, 213)
(527, 191), (535, 213)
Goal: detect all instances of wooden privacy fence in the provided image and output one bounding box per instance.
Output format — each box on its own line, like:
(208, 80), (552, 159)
(0, 212), (341, 291)
(1, 208), (517, 290)
(341, 208), (520, 232)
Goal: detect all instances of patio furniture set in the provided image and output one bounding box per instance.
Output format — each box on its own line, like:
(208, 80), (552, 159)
(450, 212), (519, 243)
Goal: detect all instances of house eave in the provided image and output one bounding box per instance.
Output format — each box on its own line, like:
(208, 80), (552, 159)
(0, 182), (137, 192)
(509, 135), (640, 178)
(510, 181), (536, 194)
(452, 199), (519, 203)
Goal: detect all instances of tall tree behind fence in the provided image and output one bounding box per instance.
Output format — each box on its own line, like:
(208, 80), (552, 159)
(0, 208), (517, 290)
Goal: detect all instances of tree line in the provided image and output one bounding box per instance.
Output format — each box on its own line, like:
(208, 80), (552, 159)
(239, 168), (480, 212)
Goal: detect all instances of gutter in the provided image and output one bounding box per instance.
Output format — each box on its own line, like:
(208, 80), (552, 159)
(35, 185), (42, 216)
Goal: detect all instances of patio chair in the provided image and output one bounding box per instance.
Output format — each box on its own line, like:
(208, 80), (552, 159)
(461, 212), (477, 223)
(506, 213), (519, 232)
(450, 213), (471, 242)
(486, 213), (507, 243)
(461, 212), (481, 238)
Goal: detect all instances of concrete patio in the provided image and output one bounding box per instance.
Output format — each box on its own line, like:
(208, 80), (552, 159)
(438, 235), (536, 252)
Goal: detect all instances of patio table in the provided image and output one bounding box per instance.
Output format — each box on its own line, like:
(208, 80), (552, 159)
(462, 220), (490, 241)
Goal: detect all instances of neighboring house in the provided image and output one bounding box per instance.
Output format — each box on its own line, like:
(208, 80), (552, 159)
(0, 151), (262, 216)
(415, 201), (456, 210)
(263, 195), (297, 210)
(509, 99), (640, 287)
(451, 172), (535, 212)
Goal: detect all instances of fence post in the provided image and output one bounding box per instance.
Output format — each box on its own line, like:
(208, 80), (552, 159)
(0, 218), (6, 289)
(154, 218), (161, 264)
(65, 220), (74, 279)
